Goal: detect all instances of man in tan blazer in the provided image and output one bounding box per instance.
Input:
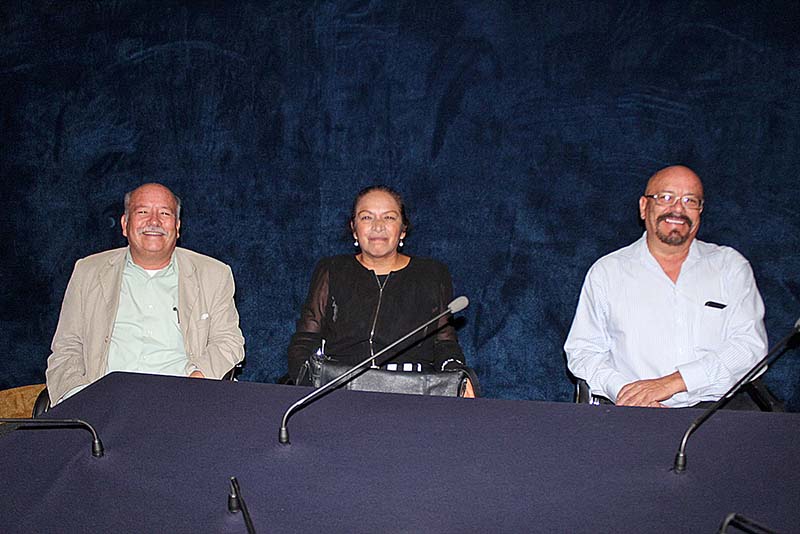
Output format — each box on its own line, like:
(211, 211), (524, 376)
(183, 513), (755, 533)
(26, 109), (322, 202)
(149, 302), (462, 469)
(45, 183), (245, 404)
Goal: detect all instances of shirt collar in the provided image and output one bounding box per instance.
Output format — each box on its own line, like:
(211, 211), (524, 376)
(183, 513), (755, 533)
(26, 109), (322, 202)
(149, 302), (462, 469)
(124, 248), (177, 277)
(639, 231), (700, 267)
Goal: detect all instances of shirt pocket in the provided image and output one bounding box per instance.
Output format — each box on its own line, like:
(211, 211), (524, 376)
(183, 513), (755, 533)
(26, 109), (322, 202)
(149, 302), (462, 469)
(696, 304), (727, 350)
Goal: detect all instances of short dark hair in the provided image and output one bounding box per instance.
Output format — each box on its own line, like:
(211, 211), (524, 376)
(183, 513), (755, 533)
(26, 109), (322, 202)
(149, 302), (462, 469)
(349, 185), (411, 233)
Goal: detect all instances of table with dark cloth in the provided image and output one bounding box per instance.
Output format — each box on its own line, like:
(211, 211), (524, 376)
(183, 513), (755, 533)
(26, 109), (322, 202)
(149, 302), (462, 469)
(1, 372), (798, 533)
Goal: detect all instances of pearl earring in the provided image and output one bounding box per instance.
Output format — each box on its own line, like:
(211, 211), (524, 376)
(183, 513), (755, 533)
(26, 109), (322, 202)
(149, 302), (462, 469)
(354, 239), (359, 247)
(399, 239), (404, 248)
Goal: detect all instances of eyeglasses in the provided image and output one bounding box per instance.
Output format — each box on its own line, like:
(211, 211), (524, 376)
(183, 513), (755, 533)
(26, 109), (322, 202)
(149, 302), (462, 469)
(643, 192), (704, 210)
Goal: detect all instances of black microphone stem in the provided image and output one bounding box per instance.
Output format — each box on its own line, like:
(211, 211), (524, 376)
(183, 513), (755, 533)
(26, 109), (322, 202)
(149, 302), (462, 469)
(228, 476), (256, 534)
(0, 418), (104, 457)
(279, 301), (464, 445)
(673, 318), (800, 473)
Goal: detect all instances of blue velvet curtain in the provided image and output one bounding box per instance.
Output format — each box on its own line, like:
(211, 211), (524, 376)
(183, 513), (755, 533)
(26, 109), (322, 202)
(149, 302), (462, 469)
(2, 1), (798, 409)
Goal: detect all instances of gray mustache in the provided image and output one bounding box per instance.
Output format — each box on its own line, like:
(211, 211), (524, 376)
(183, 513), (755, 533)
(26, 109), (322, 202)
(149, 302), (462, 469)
(138, 226), (168, 236)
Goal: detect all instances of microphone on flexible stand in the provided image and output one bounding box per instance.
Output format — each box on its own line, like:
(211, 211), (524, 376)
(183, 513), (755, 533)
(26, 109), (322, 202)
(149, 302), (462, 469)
(0, 417), (104, 457)
(278, 296), (470, 445)
(672, 316), (800, 473)
(227, 476), (256, 533)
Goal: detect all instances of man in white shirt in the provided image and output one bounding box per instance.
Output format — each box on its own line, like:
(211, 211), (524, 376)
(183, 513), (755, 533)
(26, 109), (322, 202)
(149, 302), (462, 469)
(564, 165), (767, 408)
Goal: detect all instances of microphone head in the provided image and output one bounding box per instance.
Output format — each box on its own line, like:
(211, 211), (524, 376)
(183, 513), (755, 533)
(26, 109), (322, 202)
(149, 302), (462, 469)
(448, 296), (469, 314)
(228, 477), (241, 513)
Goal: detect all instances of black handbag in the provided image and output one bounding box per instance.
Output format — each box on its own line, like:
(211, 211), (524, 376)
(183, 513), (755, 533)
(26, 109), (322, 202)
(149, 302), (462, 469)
(316, 360), (477, 397)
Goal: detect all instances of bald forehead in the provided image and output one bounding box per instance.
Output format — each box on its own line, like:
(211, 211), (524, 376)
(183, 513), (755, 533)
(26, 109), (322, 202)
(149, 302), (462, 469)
(130, 183), (175, 201)
(645, 165), (704, 197)
(124, 183), (181, 218)
(128, 183), (177, 206)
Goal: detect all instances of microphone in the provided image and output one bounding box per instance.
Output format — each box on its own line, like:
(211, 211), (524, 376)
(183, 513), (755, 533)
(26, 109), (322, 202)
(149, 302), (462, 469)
(718, 512), (777, 534)
(448, 295), (469, 314)
(0, 417), (105, 457)
(228, 476), (256, 534)
(672, 317), (800, 473)
(279, 296), (470, 444)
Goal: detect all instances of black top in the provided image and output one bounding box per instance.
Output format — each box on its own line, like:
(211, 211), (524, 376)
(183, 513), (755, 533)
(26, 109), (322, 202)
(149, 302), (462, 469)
(287, 255), (465, 380)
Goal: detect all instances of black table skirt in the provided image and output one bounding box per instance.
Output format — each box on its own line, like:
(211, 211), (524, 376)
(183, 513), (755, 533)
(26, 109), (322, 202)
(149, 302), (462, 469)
(2, 372), (798, 533)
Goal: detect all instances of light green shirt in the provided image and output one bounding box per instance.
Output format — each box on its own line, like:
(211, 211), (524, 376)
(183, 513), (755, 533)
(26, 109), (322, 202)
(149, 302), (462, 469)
(106, 251), (190, 376)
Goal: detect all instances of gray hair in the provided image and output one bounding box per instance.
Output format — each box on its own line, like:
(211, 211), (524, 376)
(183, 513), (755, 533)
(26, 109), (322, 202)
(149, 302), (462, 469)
(123, 183), (182, 219)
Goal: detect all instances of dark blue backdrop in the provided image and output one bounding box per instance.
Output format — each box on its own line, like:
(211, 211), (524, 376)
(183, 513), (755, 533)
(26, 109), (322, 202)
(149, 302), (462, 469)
(2, 1), (798, 408)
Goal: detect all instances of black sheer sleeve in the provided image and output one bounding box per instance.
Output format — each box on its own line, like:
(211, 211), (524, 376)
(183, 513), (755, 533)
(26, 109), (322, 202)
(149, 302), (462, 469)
(287, 259), (330, 380)
(432, 262), (466, 371)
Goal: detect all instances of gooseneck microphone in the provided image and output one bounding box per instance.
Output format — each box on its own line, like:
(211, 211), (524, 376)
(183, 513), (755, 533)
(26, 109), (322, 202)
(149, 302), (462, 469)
(228, 476), (256, 533)
(0, 417), (105, 457)
(279, 296), (469, 444)
(672, 316), (800, 473)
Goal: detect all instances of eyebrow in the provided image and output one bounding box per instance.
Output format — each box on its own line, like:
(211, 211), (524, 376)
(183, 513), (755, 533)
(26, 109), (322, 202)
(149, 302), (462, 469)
(358, 209), (399, 215)
(132, 205), (176, 212)
(646, 190), (701, 197)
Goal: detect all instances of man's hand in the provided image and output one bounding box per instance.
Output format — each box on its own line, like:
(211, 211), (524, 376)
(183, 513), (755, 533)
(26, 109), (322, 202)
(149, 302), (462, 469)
(189, 370), (206, 379)
(616, 371), (686, 407)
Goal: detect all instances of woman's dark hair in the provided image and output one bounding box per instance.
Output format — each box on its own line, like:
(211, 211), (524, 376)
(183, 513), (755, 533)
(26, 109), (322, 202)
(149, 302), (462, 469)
(349, 185), (411, 233)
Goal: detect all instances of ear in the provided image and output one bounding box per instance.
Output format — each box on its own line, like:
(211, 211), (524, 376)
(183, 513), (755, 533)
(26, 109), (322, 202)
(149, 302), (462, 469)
(400, 227), (407, 240)
(121, 214), (128, 237)
(638, 196), (647, 220)
(176, 218), (181, 239)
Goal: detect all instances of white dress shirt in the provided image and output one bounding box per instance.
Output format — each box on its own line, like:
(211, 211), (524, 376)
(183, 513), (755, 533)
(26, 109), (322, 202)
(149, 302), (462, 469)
(564, 233), (767, 407)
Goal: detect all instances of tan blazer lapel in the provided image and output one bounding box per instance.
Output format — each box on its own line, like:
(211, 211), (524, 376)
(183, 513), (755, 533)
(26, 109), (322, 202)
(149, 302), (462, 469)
(98, 251), (124, 311)
(93, 249), (125, 372)
(177, 249), (200, 344)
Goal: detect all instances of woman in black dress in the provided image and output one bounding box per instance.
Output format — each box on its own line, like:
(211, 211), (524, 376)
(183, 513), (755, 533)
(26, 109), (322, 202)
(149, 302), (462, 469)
(287, 185), (474, 396)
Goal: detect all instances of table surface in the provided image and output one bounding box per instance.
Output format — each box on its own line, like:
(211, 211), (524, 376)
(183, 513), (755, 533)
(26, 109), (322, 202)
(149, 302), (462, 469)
(2, 372), (799, 533)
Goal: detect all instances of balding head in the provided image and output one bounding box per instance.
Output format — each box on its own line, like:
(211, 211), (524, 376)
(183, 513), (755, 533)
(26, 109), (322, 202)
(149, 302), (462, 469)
(124, 183), (181, 220)
(644, 165), (704, 199)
